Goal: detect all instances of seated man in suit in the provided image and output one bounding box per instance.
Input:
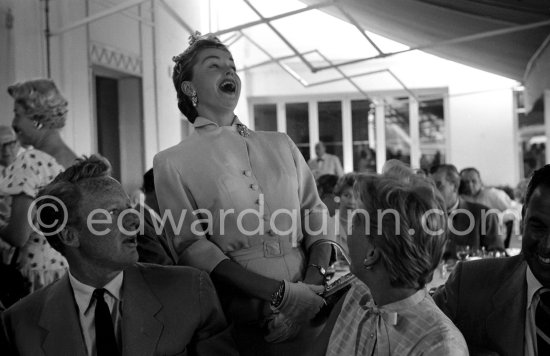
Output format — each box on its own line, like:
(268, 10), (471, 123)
(136, 168), (176, 265)
(434, 164), (550, 356)
(0, 155), (238, 356)
(431, 164), (504, 260)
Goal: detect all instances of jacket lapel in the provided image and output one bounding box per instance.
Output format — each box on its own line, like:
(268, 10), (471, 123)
(486, 256), (527, 355)
(121, 265), (163, 356)
(38, 275), (87, 356)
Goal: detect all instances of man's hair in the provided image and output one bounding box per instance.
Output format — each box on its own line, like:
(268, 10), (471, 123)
(523, 164), (550, 218)
(432, 164), (460, 188)
(353, 174), (447, 289)
(316, 174), (338, 197)
(459, 167), (481, 178)
(333, 173), (357, 196)
(142, 168), (155, 193)
(382, 159), (413, 177)
(35, 154), (112, 254)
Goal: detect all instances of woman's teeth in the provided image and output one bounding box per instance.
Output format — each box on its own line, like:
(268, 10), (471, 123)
(220, 80), (236, 93)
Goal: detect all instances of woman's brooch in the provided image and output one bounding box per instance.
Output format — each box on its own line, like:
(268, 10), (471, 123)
(236, 123), (250, 137)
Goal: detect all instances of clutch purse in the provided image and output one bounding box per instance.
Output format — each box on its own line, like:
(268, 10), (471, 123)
(312, 272), (356, 325)
(322, 272), (356, 303)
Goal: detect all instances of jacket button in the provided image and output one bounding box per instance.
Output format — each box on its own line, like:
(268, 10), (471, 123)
(243, 170), (252, 177)
(250, 183), (258, 190)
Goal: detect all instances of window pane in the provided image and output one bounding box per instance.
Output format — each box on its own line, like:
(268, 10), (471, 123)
(253, 104), (277, 131)
(318, 101), (343, 163)
(352, 100), (376, 172)
(385, 98), (410, 165)
(286, 102), (310, 161)
(419, 98), (445, 173)
(518, 91), (545, 178)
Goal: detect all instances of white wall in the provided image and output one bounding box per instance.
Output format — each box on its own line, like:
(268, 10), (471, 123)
(448, 88), (517, 186)
(0, 1), (16, 127)
(0, 0), (47, 127)
(49, 0), (92, 157)
(153, 0), (205, 152)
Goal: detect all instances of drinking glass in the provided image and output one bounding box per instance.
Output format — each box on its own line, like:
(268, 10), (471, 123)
(456, 245), (471, 261)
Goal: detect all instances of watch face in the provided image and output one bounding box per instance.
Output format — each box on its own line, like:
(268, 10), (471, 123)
(320, 267), (326, 275)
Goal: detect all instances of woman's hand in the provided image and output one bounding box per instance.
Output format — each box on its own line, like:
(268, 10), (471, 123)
(273, 281), (325, 322)
(264, 312), (300, 343)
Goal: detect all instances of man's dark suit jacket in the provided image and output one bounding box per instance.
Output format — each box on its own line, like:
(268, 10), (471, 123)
(433, 255), (527, 356)
(0, 263), (238, 356)
(136, 204), (177, 265)
(444, 198), (504, 259)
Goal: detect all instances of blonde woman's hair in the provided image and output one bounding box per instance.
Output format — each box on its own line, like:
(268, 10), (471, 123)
(353, 173), (447, 289)
(8, 78), (68, 129)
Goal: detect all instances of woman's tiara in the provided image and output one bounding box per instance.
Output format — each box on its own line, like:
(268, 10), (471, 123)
(172, 31), (222, 64)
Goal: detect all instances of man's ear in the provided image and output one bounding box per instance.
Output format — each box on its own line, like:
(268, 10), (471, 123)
(58, 227), (80, 248)
(181, 81), (196, 97)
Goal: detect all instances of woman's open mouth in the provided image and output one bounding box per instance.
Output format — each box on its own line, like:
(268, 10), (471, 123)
(219, 79), (237, 94)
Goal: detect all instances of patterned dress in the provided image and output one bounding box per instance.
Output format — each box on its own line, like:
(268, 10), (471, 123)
(0, 149), (67, 292)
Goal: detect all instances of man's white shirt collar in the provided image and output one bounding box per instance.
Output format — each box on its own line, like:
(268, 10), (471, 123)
(68, 270), (124, 315)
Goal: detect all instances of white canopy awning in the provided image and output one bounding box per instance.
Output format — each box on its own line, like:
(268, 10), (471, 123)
(303, 0), (550, 111)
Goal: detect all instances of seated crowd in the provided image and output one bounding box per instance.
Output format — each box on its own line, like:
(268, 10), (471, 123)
(0, 33), (546, 356)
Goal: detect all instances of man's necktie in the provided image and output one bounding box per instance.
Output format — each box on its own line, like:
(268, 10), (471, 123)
(93, 288), (120, 356)
(536, 289), (550, 355)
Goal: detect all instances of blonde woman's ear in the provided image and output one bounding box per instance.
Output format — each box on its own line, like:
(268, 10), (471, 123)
(362, 249), (380, 270)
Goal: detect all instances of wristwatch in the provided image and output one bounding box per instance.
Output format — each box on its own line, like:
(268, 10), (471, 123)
(308, 264), (327, 277)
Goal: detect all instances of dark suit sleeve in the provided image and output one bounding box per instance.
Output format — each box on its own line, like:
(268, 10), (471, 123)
(433, 261), (463, 322)
(136, 207), (176, 265)
(0, 310), (19, 356)
(481, 212), (505, 251)
(190, 271), (239, 356)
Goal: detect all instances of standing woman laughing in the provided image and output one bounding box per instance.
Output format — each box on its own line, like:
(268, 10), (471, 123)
(154, 32), (333, 355)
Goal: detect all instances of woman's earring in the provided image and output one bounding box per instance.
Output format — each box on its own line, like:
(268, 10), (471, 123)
(33, 121), (43, 130)
(190, 90), (198, 107)
(182, 82), (198, 107)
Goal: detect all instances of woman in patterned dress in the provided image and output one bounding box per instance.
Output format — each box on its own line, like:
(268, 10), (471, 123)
(0, 79), (77, 293)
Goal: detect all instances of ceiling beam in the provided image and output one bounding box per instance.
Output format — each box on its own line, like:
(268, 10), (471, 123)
(210, 0), (338, 37)
(335, 4), (383, 55)
(50, 0), (150, 36)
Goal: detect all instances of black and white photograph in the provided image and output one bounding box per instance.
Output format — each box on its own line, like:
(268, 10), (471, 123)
(0, 0), (550, 355)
